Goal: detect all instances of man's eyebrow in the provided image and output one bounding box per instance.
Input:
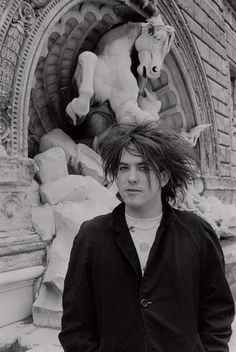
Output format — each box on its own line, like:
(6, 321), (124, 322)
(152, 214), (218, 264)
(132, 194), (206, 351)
(118, 161), (148, 166)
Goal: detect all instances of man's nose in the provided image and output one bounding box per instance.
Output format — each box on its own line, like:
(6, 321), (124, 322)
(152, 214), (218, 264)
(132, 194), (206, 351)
(128, 168), (138, 183)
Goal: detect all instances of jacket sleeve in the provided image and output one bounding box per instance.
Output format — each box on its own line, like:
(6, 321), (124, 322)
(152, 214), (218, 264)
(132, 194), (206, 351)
(198, 220), (235, 352)
(58, 222), (98, 352)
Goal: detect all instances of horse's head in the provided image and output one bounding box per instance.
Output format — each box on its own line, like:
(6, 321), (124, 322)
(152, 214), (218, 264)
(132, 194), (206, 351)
(135, 15), (175, 80)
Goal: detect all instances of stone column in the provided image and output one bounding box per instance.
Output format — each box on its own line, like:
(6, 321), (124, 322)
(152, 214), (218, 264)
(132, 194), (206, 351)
(0, 0), (47, 327)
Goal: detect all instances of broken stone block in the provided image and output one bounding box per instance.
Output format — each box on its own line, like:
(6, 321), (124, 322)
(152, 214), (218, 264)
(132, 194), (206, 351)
(74, 143), (104, 184)
(33, 200), (112, 328)
(83, 176), (120, 210)
(39, 175), (87, 205)
(34, 147), (68, 184)
(40, 128), (77, 164)
(32, 204), (55, 241)
(40, 175), (120, 208)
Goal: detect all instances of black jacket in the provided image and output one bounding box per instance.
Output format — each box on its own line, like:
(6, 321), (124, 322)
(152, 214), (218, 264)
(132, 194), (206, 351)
(59, 202), (235, 352)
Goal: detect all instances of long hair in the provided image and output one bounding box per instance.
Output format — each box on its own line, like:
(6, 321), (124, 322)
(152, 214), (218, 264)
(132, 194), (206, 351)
(97, 122), (199, 204)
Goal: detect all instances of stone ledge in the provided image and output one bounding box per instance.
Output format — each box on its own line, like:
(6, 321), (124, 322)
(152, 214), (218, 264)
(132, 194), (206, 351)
(0, 266), (45, 327)
(202, 176), (236, 190)
(0, 266), (44, 288)
(0, 157), (36, 186)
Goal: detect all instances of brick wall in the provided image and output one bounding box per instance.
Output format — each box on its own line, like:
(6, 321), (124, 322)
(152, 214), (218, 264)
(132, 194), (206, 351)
(176, 0), (236, 200)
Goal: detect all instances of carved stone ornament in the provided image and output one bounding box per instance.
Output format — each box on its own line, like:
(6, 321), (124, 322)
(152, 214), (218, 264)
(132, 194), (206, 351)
(18, 1), (36, 25)
(0, 114), (9, 140)
(30, 0), (52, 9)
(1, 194), (21, 219)
(0, 0), (8, 20)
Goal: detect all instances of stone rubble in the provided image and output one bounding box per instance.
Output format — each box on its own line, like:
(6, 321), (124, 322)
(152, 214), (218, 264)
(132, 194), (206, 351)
(75, 143), (104, 184)
(39, 174), (119, 208)
(39, 128), (105, 183)
(176, 184), (236, 239)
(33, 199), (118, 328)
(40, 129), (77, 165)
(34, 147), (68, 184)
(31, 204), (55, 242)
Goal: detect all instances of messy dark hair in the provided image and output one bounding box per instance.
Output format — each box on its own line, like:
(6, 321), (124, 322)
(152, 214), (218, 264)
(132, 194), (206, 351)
(97, 122), (199, 204)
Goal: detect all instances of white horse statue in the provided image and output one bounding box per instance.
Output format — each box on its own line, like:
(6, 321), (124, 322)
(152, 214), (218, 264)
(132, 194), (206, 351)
(66, 15), (175, 125)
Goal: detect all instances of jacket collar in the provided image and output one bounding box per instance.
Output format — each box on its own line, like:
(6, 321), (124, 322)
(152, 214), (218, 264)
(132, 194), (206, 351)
(108, 201), (176, 279)
(108, 200), (176, 232)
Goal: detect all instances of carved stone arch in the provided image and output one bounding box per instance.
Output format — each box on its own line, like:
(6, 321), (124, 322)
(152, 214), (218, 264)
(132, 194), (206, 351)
(11, 1), (120, 157)
(11, 0), (219, 178)
(157, 0), (220, 178)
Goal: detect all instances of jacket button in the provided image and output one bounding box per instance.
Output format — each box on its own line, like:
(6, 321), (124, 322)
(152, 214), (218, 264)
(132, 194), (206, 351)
(140, 298), (152, 308)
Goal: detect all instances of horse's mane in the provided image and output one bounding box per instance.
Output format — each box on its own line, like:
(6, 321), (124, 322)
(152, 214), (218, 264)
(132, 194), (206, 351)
(96, 22), (141, 55)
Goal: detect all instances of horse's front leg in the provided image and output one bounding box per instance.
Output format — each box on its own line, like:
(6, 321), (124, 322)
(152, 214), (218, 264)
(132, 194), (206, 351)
(66, 52), (98, 124)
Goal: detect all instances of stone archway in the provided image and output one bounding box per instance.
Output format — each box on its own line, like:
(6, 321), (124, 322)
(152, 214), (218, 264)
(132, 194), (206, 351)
(10, 0), (219, 181)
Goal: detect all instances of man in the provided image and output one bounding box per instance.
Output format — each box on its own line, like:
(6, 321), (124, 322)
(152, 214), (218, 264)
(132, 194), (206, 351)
(59, 123), (235, 352)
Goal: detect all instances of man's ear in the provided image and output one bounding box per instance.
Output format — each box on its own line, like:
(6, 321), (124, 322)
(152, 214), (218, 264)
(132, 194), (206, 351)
(160, 170), (170, 187)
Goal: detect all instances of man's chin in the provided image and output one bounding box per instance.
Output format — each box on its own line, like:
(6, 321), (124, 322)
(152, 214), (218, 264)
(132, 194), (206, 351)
(124, 200), (142, 209)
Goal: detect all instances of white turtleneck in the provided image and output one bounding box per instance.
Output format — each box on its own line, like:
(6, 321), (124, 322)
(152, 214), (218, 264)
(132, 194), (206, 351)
(125, 213), (162, 275)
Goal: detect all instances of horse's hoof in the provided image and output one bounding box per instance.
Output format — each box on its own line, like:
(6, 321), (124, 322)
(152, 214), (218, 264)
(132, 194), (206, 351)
(72, 97), (90, 117)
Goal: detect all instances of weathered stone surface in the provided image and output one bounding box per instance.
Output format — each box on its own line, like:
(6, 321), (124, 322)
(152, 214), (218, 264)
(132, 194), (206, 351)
(33, 284), (62, 329)
(0, 266), (44, 327)
(0, 190), (32, 232)
(40, 175), (87, 205)
(40, 129), (77, 164)
(33, 199), (114, 328)
(0, 157), (36, 186)
(84, 176), (120, 209)
(32, 204), (55, 241)
(0, 321), (61, 352)
(30, 180), (41, 207)
(40, 175), (120, 208)
(75, 143), (104, 184)
(176, 184), (236, 238)
(0, 250), (46, 273)
(34, 147), (68, 184)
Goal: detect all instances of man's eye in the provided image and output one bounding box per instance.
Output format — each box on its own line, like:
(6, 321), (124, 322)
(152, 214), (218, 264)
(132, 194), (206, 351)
(118, 166), (128, 171)
(139, 165), (150, 171)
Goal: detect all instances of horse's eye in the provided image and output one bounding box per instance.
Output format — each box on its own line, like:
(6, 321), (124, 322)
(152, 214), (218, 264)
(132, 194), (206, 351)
(148, 27), (154, 35)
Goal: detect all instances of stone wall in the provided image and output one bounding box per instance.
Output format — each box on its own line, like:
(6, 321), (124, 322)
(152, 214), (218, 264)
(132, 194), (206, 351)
(176, 0), (236, 203)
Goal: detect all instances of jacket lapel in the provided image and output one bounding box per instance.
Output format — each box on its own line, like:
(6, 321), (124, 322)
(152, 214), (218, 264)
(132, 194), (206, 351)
(109, 203), (142, 280)
(116, 226), (142, 280)
(145, 201), (176, 271)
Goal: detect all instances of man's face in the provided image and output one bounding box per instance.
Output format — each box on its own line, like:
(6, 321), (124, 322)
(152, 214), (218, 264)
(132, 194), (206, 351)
(116, 148), (167, 218)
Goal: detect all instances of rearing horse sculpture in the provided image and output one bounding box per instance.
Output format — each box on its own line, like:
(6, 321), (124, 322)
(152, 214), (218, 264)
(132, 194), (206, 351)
(66, 15), (175, 125)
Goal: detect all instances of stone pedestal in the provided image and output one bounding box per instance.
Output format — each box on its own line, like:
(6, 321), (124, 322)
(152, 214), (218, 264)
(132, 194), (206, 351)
(0, 157), (47, 327)
(0, 266), (44, 327)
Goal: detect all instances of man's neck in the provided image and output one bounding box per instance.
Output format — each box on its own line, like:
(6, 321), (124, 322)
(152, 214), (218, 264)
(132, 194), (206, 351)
(125, 203), (163, 219)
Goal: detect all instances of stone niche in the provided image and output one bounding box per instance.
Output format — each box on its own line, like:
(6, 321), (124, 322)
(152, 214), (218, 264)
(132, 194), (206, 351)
(0, 0), (236, 329)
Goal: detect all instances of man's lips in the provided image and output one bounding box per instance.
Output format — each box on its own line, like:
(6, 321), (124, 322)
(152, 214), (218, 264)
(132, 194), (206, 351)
(125, 189), (142, 192)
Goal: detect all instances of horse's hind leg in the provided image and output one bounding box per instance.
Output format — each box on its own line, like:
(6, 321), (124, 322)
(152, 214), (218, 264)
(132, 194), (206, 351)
(66, 52), (98, 124)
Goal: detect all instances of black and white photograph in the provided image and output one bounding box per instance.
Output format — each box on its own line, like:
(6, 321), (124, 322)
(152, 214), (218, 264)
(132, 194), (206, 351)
(0, 0), (235, 351)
